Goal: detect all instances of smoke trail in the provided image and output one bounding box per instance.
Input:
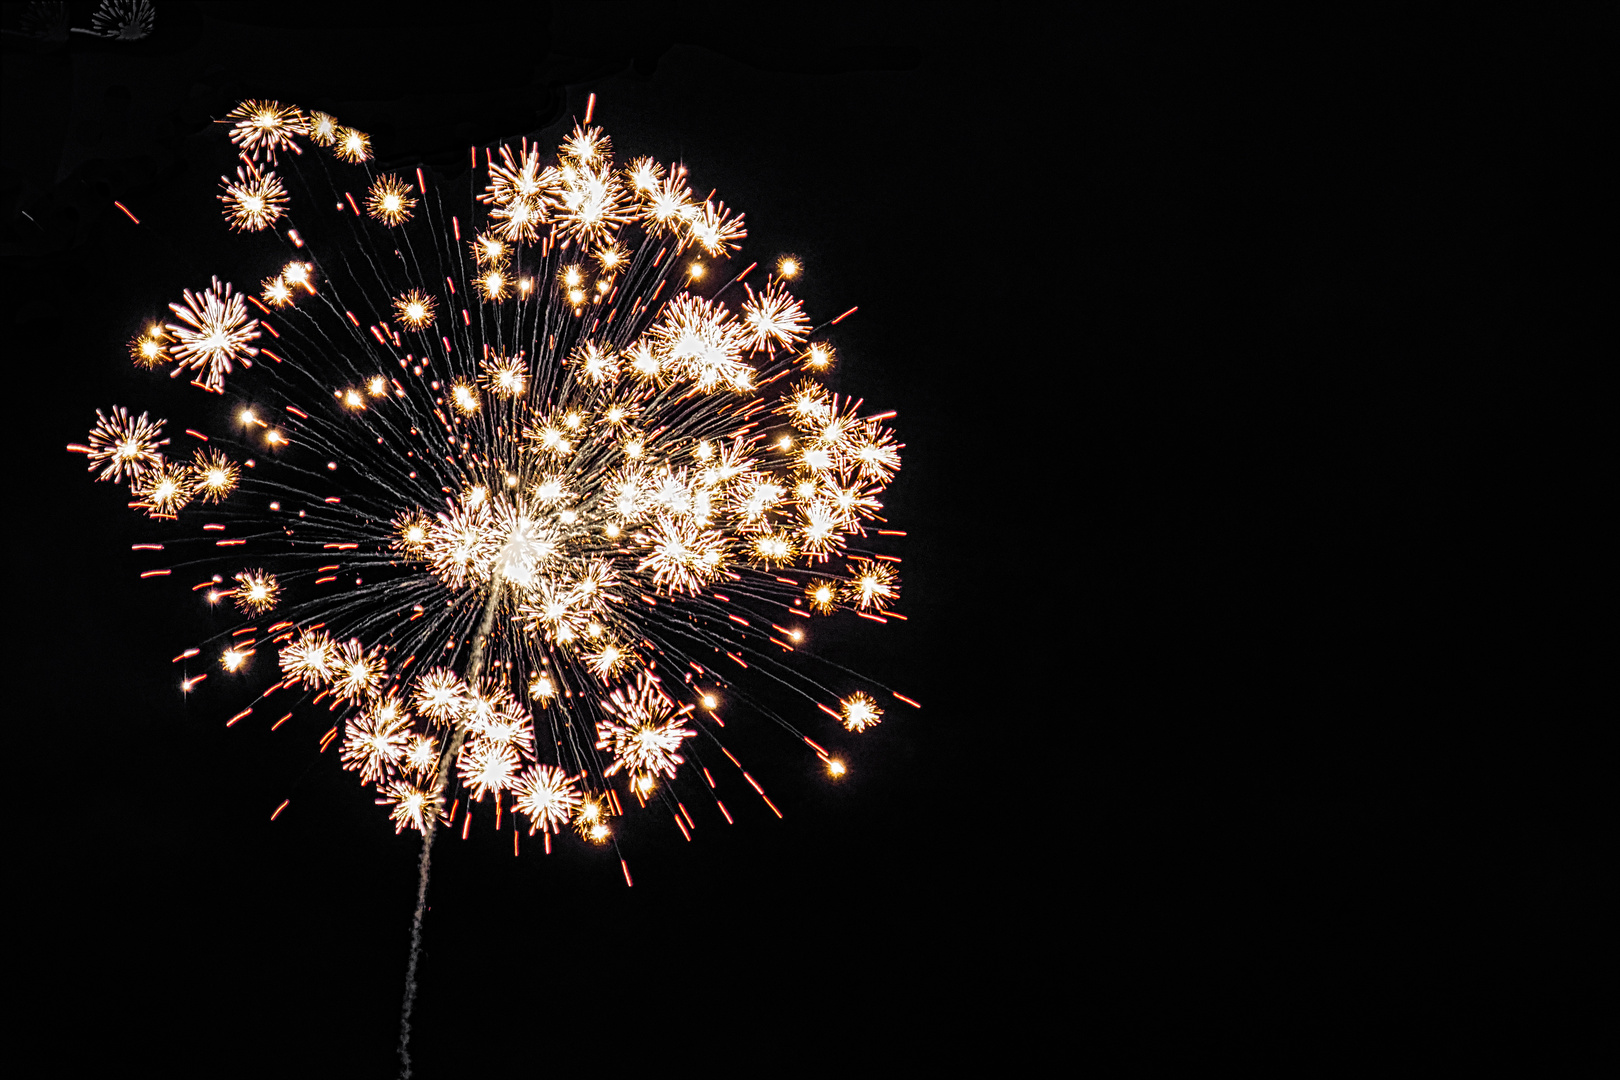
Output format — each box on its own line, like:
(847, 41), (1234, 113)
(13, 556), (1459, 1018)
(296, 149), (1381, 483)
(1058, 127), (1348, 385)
(396, 812), (436, 1077)
(398, 575), (504, 1078)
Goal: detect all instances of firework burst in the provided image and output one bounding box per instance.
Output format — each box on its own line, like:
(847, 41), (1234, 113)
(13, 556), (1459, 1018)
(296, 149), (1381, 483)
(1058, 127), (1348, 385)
(219, 164), (289, 231)
(76, 98), (916, 932)
(76, 405), (167, 482)
(393, 289), (437, 329)
(225, 100), (306, 163)
(165, 278), (260, 393)
(366, 174), (418, 227)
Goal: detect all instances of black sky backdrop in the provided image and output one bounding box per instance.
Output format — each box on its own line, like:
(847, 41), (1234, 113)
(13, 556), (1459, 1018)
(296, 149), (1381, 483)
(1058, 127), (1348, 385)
(5, 4), (1607, 1074)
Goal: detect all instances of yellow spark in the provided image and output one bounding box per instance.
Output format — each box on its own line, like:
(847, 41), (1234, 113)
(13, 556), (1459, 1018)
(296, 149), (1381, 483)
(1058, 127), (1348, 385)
(828, 759), (846, 777)
(459, 741), (520, 801)
(530, 475), (568, 503)
(560, 123), (611, 166)
(365, 174), (417, 226)
(594, 241), (629, 273)
(571, 341), (619, 384)
(368, 376), (387, 396)
(684, 200), (747, 257)
(624, 156), (665, 193)
(475, 268), (510, 302)
(596, 671), (694, 780)
(644, 293), (754, 392)
(219, 164), (289, 231)
(513, 765), (582, 834)
(586, 640), (631, 679)
(307, 111), (339, 146)
(231, 569), (280, 614)
(334, 127), (371, 163)
(751, 533), (794, 565)
(342, 700), (414, 784)
(469, 231), (509, 267)
(624, 340), (660, 379)
(525, 420), (573, 456)
(129, 327), (168, 369)
(805, 580), (838, 614)
(840, 693), (883, 733)
(392, 509), (430, 555)
(393, 289), (436, 329)
(741, 280), (810, 352)
(852, 428), (901, 484)
(225, 100), (306, 162)
(221, 648), (249, 672)
(553, 160), (632, 248)
(778, 255), (801, 278)
(332, 639), (386, 702)
(803, 342), (836, 370)
(133, 462), (192, 519)
(166, 277), (260, 393)
(490, 196), (546, 244)
(529, 672), (555, 700)
(187, 448), (239, 503)
(380, 783), (440, 834)
(412, 667), (467, 725)
(261, 276), (293, 307)
(481, 354), (528, 397)
(451, 383), (480, 414)
(278, 628), (337, 688)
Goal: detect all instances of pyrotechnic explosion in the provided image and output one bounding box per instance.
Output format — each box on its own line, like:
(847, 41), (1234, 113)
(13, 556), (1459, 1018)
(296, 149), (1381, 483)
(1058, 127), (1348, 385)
(70, 94), (915, 1074)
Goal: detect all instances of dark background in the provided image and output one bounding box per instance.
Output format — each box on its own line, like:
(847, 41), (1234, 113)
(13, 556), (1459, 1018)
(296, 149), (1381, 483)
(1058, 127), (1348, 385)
(4, 3), (1607, 1073)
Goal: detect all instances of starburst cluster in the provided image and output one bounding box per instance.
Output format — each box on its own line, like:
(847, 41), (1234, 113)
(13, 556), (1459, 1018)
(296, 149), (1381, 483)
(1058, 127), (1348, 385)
(74, 100), (908, 857)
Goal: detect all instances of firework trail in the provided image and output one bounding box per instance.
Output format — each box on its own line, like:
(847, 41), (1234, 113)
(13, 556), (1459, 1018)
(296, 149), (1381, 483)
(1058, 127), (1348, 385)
(70, 95), (916, 1073)
(399, 575), (502, 1077)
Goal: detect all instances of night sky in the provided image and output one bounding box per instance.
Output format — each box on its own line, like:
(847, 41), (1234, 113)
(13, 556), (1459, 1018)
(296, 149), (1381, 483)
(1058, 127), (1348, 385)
(5, 4), (1604, 1074)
